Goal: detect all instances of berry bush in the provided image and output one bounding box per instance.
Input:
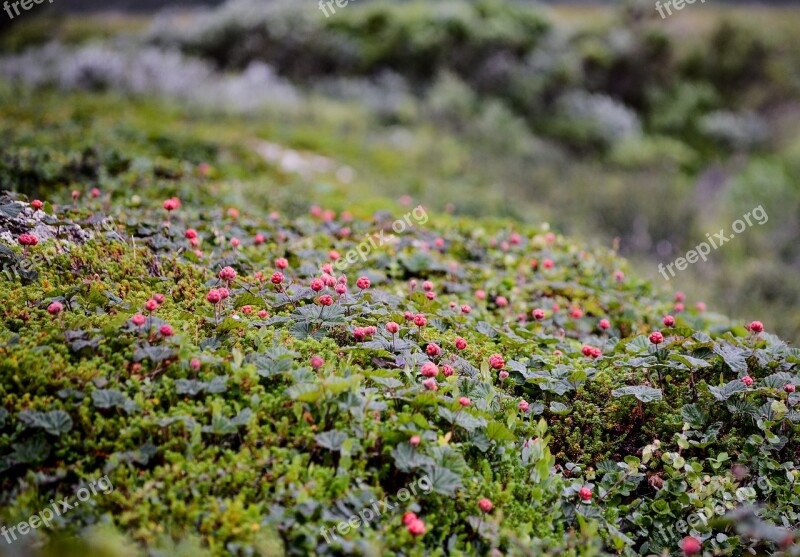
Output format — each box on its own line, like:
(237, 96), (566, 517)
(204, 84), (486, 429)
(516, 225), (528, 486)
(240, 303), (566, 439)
(0, 180), (798, 556)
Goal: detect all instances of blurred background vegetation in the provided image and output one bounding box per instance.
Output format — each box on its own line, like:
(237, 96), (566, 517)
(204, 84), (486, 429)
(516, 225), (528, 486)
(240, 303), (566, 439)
(0, 0), (798, 341)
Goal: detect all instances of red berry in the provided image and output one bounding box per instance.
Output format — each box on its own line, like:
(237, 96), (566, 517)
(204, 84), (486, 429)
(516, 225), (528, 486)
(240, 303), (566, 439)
(489, 354), (504, 370)
(159, 324), (174, 337)
(426, 343), (441, 356)
(206, 290), (221, 303)
(533, 308), (545, 320)
(599, 319), (610, 330)
(275, 258), (288, 269)
(421, 363), (439, 378)
(409, 436), (421, 448)
(318, 295), (334, 306)
(455, 337), (467, 350)
(742, 376), (754, 387)
(407, 518), (426, 536)
(386, 322), (400, 334)
(271, 272), (284, 284)
(578, 487), (592, 501)
(47, 301), (63, 315)
(145, 299), (158, 312)
(477, 498), (493, 512)
(356, 276), (371, 290)
(310, 279), (324, 292)
(31, 199), (43, 210)
(663, 315), (675, 327)
(518, 400), (529, 412)
(783, 384), (795, 393)
(649, 331), (664, 345)
(132, 314), (146, 326)
(748, 320), (764, 333)
(185, 229), (198, 240)
(219, 266), (237, 282)
(681, 536), (701, 555)
(458, 397), (471, 407)
(310, 356), (324, 369)
(402, 511), (417, 525)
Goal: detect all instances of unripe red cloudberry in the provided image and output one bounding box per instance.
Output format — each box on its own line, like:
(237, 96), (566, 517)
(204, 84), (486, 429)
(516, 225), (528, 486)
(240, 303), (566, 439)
(489, 354), (504, 370)
(310, 279), (324, 292)
(407, 518), (426, 536)
(478, 498), (493, 512)
(421, 363), (439, 378)
(649, 331), (664, 345)
(681, 536), (701, 556)
(219, 266), (237, 282)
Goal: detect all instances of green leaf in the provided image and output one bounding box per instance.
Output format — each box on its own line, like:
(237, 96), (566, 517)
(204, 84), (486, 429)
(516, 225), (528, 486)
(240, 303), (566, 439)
(92, 389), (138, 414)
(250, 347), (296, 378)
(713, 343), (748, 374)
(18, 410), (73, 436)
(708, 380), (747, 401)
(611, 386), (662, 403)
(549, 401), (572, 415)
(669, 354), (711, 369)
(425, 466), (463, 496)
(485, 422), (516, 443)
(391, 443), (435, 472)
(315, 430), (349, 452)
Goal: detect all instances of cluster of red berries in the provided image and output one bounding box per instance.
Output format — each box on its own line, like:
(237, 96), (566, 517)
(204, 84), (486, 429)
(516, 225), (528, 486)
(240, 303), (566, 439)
(18, 234), (38, 246)
(581, 345), (602, 359)
(353, 326), (377, 341)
